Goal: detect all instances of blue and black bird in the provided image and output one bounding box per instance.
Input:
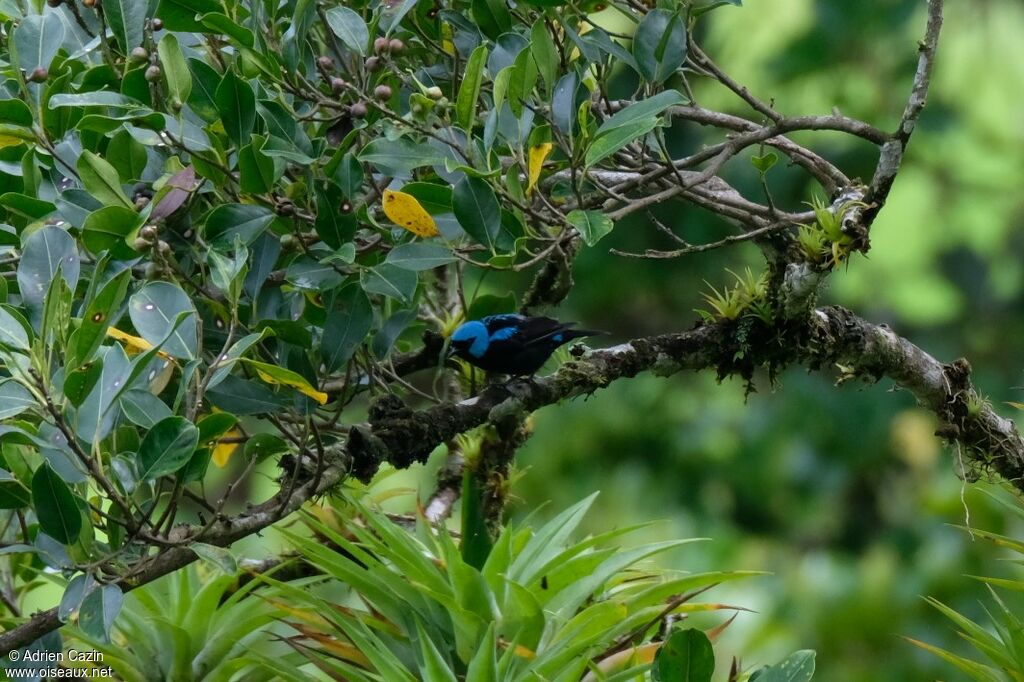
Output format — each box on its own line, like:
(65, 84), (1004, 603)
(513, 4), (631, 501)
(449, 314), (601, 376)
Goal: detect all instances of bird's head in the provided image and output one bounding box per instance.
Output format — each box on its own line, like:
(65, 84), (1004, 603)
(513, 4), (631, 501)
(449, 320), (489, 359)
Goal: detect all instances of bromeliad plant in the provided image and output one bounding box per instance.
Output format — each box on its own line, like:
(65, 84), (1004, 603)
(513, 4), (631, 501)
(64, 564), (296, 682)
(0, 0), (959, 669)
(250, 493), (778, 681)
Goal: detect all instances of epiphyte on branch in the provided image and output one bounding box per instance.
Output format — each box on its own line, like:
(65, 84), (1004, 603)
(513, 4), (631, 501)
(449, 314), (602, 376)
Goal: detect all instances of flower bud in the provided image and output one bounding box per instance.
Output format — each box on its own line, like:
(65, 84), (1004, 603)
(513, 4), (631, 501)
(374, 84), (392, 100)
(144, 65), (162, 82)
(130, 47), (149, 62)
(373, 37), (390, 54)
(389, 38), (405, 54)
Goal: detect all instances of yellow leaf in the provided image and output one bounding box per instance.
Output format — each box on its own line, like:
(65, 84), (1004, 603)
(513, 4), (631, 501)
(245, 359), (329, 405)
(212, 429), (241, 468)
(382, 189), (438, 238)
(527, 143), (552, 195)
(0, 134), (26, 149)
(106, 327), (154, 352)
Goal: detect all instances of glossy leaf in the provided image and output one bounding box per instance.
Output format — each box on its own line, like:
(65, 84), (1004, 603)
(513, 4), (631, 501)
(32, 463), (82, 545)
(325, 7), (369, 55)
(11, 12), (65, 73)
(0, 380), (34, 420)
(653, 628), (715, 682)
(215, 69), (257, 146)
(137, 416), (200, 480)
(205, 203), (275, 246)
(453, 176), (501, 251)
(16, 226), (80, 309)
(361, 264), (418, 303)
(358, 138), (446, 175)
(321, 287), (372, 372)
(244, 359), (328, 405)
(158, 33), (192, 105)
(78, 151), (134, 209)
(0, 470), (31, 509)
(79, 584), (124, 643)
(386, 243), (456, 271)
(567, 209), (614, 246)
(457, 45), (488, 131)
(104, 0), (146, 51)
(633, 9), (688, 83)
(0, 305), (31, 351)
(128, 282), (199, 360)
(82, 206), (142, 258)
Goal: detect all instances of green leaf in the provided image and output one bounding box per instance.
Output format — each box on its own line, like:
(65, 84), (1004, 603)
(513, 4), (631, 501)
(751, 651), (816, 682)
(205, 203), (275, 246)
(508, 46), (539, 118)
(243, 359), (327, 405)
(567, 209), (614, 246)
(386, 243), (456, 271)
(107, 129), (149, 182)
(321, 286), (372, 372)
(137, 416), (200, 480)
(400, 182), (453, 215)
(70, 268), (131, 369)
(207, 374), (289, 415)
(585, 116), (661, 168)
(598, 90), (686, 133)
(461, 472), (493, 570)
(82, 206), (142, 258)
(0, 469), (31, 509)
(11, 12), (65, 74)
(199, 12), (255, 48)
(196, 413), (238, 444)
(361, 264), (418, 304)
(79, 584), (124, 643)
(653, 628), (715, 682)
(453, 176), (501, 252)
(215, 69), (257, 147)
(457, 45), (488, 131)
(0, 380), (34, 419)
(358, 138), (446, 175)
(16, 226), (80, 309)
(158, 33), (192, 105)
(471, 0), (511, 40)
(32, 463), (82, 545)
(104, 0), (147, 51)
(752, 151), (779, 174)
(48, 92), (144, 109)
(157, 0), (222, 32)
(531, 22), (559, 94)
(0, 305), (31, 351)
(128, 281), (199, 360)
(119, 389), (173, 428)
(64, 360), (103, 408)
(325, 7), (369, 55)
(191, 543), (238, 573)
(465, 624), (498, 682)
(78, 151), (134, 209)
(633, 9), (688, 83)
(76, 344), (132, 444)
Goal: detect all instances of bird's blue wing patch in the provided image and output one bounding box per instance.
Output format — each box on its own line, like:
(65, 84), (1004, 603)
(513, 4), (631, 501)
(489, 327), (518, 342)
(552, 333), (563, 343)
(482, 313), (526, 330)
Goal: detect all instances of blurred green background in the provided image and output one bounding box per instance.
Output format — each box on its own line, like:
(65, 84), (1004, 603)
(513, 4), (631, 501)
(219, 1), (1024, 679)
(445, 1), (1024, 679)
